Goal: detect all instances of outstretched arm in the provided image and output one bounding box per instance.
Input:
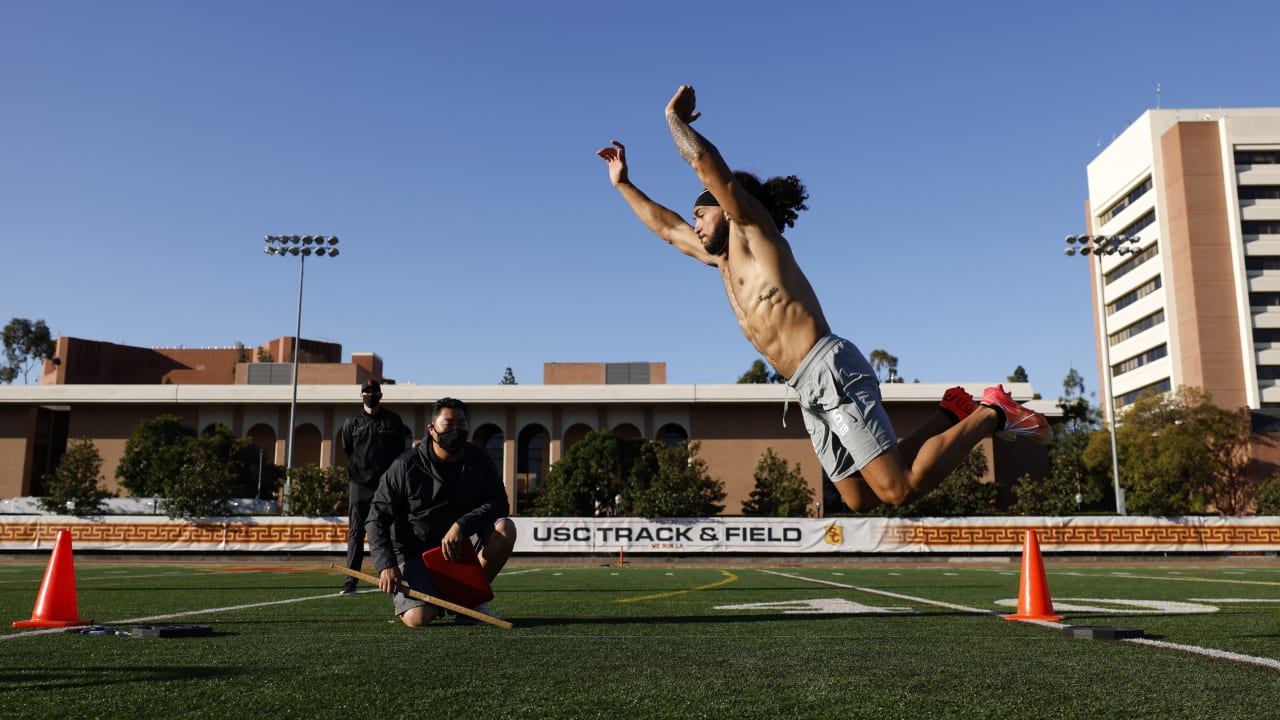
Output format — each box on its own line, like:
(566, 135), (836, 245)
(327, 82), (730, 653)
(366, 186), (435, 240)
(596, 140), (716, 265)
(665, 85), (770, 231)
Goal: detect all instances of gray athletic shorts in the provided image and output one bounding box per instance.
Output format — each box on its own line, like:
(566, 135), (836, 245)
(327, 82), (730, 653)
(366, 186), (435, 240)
(786, 334), (897, 482)
(392, 552), (441, 617)
(392, 528), (499, 616)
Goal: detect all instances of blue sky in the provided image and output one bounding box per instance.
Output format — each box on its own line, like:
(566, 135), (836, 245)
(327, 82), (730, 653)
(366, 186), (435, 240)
(2, 1), (1275, 402)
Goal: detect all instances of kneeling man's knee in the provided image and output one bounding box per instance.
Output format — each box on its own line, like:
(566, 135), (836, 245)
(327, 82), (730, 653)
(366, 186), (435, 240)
(493, 517), (517, 544)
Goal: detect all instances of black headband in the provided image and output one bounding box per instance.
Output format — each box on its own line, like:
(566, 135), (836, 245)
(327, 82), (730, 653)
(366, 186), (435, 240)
(694, 189), (718, 207)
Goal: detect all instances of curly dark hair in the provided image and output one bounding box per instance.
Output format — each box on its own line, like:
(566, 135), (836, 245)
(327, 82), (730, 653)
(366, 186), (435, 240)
(733, 171), (809, 232)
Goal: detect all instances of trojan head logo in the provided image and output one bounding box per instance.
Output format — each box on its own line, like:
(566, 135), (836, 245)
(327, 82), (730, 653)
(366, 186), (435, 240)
(824, 523), (844, 546)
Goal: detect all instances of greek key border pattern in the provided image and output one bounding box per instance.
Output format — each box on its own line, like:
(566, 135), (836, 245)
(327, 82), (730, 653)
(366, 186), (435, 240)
(896, 525), (1280, 546)
(0, 522), (346, 546)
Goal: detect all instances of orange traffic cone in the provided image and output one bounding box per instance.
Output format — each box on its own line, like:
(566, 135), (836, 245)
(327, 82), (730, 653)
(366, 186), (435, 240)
(13, 530), (92, 628)
(1003, 529), (1063, 622)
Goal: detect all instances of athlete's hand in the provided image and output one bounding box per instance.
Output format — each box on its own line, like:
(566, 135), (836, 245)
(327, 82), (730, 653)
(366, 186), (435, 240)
(665, 85), (700, 124)
(595, 140), (629, 186)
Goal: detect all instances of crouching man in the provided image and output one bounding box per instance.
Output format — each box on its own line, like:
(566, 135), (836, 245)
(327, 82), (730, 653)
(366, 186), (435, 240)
(366, 396), (516, 626)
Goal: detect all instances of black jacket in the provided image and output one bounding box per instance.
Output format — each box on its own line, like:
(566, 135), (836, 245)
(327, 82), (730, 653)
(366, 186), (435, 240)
(340, 407), (410, 489)
(366, 441), (509, 572)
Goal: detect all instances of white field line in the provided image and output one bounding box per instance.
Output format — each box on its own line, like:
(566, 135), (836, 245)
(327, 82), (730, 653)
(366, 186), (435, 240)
(4, 567), (543, 640)
(1188, 598), (1280, 603)
(2, 589), (353, 641)
(1124, 638), (1280, 671)
(761, 569), (1280, 672)
(759, 570), (1010, 619)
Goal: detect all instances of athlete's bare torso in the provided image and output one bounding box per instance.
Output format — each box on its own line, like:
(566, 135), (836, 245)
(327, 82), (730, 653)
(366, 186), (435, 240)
(718, 222), (829, 380)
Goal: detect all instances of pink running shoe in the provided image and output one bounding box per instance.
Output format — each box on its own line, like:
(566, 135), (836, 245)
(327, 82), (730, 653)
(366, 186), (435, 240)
(939, 386), (978, 424)
(980, 384), (1052, 444)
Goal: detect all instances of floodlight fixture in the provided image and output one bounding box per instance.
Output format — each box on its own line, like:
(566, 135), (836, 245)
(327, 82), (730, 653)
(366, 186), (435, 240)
(257, 231), (342, 513)
(1060, 231), (1126, 515)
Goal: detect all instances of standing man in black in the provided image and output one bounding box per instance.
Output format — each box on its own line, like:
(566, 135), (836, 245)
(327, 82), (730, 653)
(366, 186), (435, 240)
(339, 379), (410, 594)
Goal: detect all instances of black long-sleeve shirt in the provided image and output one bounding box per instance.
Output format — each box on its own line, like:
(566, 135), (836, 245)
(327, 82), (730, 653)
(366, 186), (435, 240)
(340, 407), (410, 490)
(366, 441), (509, 572)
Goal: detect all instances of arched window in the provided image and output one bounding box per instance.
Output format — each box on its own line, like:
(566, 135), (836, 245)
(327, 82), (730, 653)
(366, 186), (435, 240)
(472, 423), (505, 474)
(655, 423), (689, 447)
(517, 424), (549, 513)
(291, 424), (323, 468)
(612, 423), (641, 440)
(246, 424), (277, 456)
(563, 423), (593, 454)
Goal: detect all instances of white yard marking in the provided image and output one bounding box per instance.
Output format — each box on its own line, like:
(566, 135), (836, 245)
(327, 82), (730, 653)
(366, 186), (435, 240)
(761, 569), (1280, 673)
(760, 570), (1000, 617)
(715, 598), (914, 615)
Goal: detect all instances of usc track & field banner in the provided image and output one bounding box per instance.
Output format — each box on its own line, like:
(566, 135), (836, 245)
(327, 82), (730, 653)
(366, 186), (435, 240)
(1, 515), (1278, 554)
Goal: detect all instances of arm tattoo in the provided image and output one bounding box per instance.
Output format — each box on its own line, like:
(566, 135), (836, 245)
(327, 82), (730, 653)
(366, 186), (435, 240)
(667, 112), (707, 165)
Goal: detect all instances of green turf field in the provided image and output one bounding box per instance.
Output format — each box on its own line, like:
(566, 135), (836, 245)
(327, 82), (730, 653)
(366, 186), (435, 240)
(2, 556), (1278, 719)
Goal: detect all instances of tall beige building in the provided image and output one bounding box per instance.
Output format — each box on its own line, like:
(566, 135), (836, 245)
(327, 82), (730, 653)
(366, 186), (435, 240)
(1084, 108), (1280, 422)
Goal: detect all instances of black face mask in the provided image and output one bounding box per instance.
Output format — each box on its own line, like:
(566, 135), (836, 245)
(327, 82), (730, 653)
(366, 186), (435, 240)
(433, 428), (468, 454)
(363, 394), (381, 409)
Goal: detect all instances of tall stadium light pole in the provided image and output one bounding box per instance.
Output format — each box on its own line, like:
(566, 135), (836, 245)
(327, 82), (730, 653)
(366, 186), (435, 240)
(1064, 233), (1140, 515)
(264, 234), (340, 512)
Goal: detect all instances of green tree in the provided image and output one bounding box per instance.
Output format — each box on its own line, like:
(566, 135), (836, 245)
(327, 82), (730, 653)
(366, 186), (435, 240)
(197, 423), (283, 500)
(625, 441), (726, 517)
(1006, 365), (1041, 399)
(737, 358), (783, 384)
(500, 367), (518, 385)
(1109, 386), (1255, 516)
(288, 464), (349, 516)
(873, 450), (997, 516)
(532, 430), (636, 516)
(742, 448), (814, 516)
(38, 438), (113, 516)
(116, 415), (197, 497)
(117, 416), (281, 511)
(161, 432), (237, 519)
(1256, 473), (1280, 514)
(868, 349), (901, 383)
(1, 318), (54, 384)
(1012, 367), (1109, 515)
